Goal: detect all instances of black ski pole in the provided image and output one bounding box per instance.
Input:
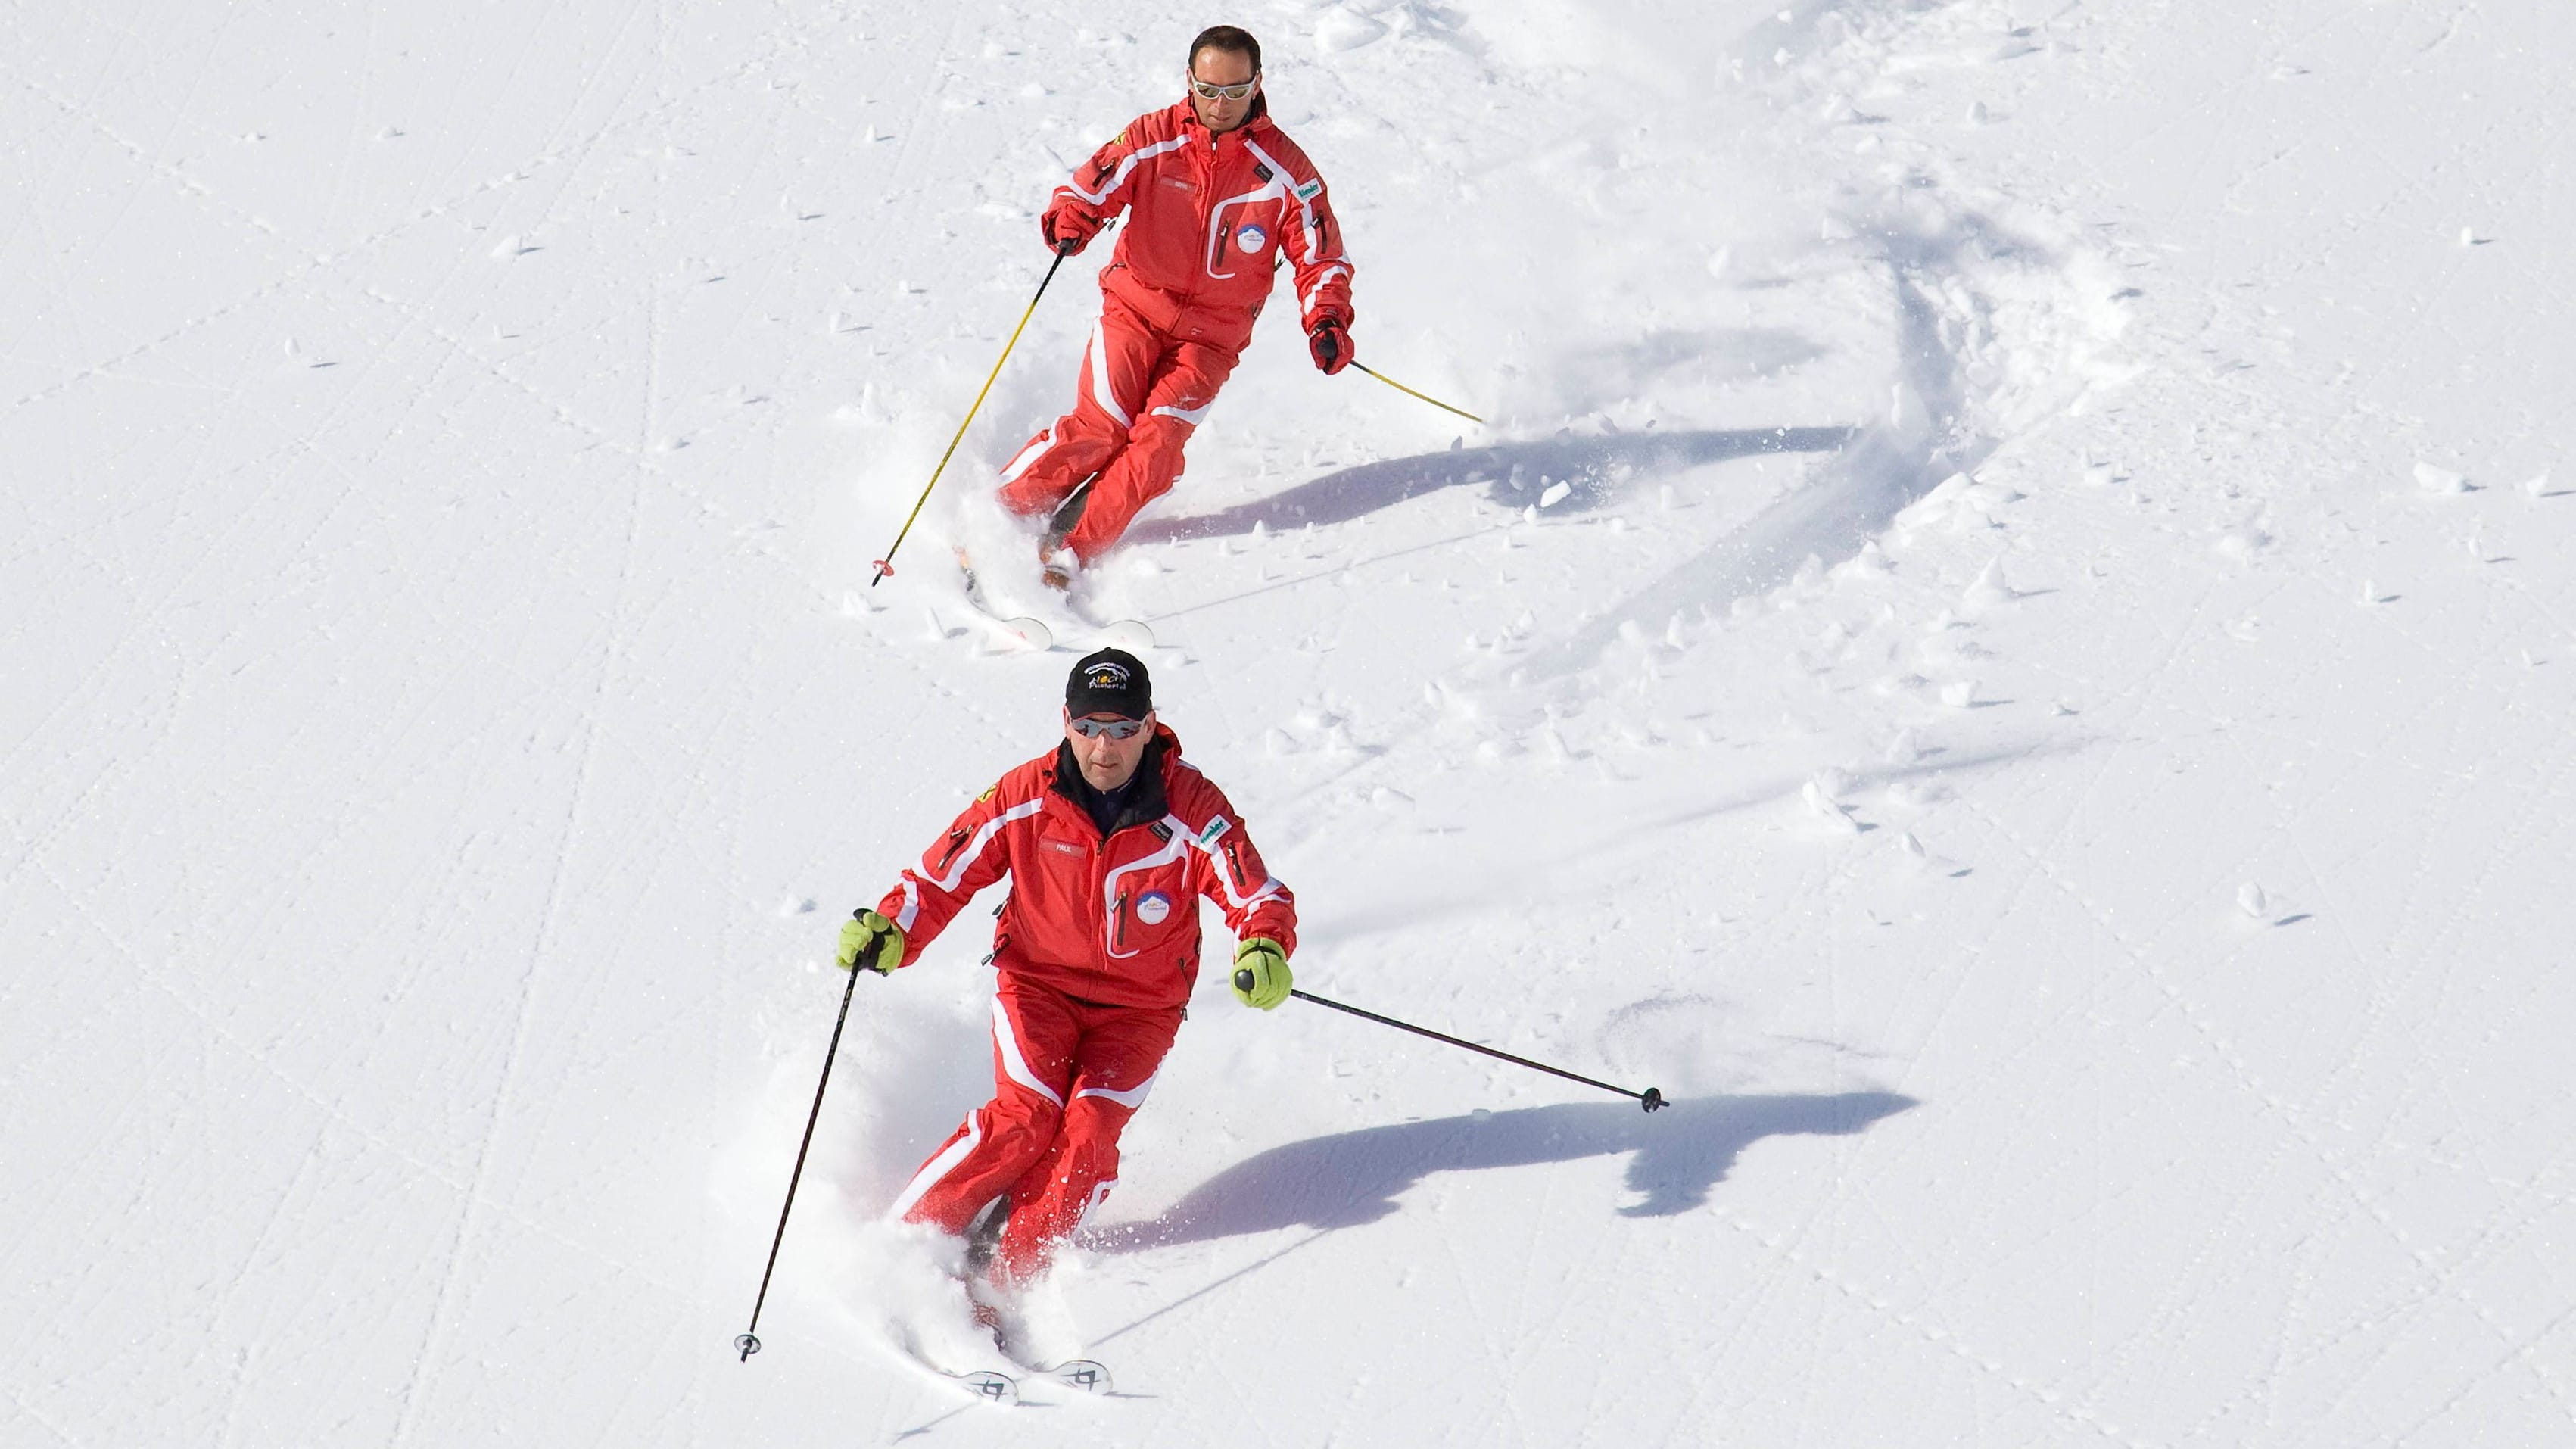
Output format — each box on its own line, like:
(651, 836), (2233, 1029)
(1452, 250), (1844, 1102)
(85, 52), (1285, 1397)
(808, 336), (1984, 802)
(734, 924), (884, 1362)
(1237, 971), (1665, 1112)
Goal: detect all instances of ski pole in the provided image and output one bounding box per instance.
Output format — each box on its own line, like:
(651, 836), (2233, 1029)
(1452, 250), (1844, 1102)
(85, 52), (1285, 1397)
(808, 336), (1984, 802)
(1350, 360), (1484, 426)
(734, 922), (886, 1362)
(1238, 971), (1665, 1111)
(869, 250), (1070, 586)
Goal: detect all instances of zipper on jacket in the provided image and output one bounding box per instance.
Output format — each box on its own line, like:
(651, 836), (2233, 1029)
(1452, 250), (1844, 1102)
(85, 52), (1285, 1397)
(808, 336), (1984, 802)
(1112, 890), (1130, 951)
(934, 826), (971, 872)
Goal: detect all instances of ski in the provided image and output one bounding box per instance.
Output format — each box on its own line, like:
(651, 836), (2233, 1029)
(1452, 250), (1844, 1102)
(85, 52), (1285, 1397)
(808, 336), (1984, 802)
(952, 544), (1054, 650)
(953, 544), (1157, 653)
(1086, 619), (1156, 652)
(881, 1333), (1023, 1407)
(1037, 1357), (1114, 1394)
(918, 1360), (1021, 1406)
(883, 1338), (1108, 1406)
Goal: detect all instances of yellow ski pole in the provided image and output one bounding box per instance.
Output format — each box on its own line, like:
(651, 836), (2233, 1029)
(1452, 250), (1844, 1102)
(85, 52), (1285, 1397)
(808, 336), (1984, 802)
(870, 251), (1070, 586)
(1350, 360), (1483, 425)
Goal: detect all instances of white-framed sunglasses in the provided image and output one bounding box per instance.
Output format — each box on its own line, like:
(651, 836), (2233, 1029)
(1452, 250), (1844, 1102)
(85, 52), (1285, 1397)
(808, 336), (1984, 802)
(1187, 73), (1259, 102)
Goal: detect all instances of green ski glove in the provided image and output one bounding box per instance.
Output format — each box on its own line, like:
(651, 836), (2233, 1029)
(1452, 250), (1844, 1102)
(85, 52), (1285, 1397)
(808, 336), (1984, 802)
(836, 910), (905, 974)
(1231, 937), (1291, 1010)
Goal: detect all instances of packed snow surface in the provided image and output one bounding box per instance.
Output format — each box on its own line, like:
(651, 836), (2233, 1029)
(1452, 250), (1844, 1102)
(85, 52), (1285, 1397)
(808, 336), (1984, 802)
(6, 2), (2571, 1445)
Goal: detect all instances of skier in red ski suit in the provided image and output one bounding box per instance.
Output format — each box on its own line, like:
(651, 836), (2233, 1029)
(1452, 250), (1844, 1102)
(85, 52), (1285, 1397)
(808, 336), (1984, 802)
(836, 647), (1297, 1285)
(996, 24), (1357, 581)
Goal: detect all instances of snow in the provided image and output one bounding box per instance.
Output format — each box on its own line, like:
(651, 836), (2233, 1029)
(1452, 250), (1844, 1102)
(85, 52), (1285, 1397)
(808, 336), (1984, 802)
(6, 1), (2572, 1445)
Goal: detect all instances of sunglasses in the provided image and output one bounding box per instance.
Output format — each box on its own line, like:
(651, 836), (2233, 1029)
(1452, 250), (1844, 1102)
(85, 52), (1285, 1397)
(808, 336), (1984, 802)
(1070, 715), (1148, 740)
(1187, 75), (1258, 102)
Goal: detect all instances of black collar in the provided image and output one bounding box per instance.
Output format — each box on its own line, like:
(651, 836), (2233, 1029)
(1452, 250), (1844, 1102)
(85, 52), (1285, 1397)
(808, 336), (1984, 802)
(1051, 734), (1170, 836)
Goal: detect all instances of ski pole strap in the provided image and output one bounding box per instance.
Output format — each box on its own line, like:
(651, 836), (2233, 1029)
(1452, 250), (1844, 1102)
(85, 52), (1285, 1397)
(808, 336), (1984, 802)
(1270, 981), (1665, 1111)
(1350, 361), (1484, 425)
(871, 250), (1070, 586)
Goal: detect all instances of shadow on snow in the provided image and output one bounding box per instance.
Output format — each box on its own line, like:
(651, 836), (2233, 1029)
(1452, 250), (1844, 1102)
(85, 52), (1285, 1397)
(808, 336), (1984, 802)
(1129, 426), (1859, 544)
(1094, 1089), (1916, 1252)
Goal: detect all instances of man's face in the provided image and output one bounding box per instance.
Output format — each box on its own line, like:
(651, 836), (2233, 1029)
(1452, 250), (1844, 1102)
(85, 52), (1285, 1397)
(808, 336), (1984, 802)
(1065, 709), (1154, 792)
(1187, 45), (1259, 134)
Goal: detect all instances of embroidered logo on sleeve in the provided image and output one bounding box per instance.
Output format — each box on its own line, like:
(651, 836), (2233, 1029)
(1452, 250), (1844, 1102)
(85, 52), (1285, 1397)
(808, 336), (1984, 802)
(1293, 178), (1323, 201)
(1198, 816), (1232, 846)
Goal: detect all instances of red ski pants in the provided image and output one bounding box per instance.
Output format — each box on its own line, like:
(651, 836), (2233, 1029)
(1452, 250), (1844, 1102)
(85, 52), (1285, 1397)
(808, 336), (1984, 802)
(994, 288), (1240, 563)
(890, 978), (1182, 1282)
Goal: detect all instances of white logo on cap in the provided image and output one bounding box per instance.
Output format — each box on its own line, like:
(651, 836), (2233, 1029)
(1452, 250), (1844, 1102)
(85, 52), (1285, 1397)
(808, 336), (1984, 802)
(1086, 662), (1131, 690)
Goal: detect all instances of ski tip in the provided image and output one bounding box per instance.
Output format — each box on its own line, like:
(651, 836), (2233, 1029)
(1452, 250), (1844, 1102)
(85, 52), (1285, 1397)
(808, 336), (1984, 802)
(954, 1369), (1020, 1405)
(1045, 1359), (1114, 1394)
(1001, 617), (1054, 651)
(1094, 620), (1154, 651)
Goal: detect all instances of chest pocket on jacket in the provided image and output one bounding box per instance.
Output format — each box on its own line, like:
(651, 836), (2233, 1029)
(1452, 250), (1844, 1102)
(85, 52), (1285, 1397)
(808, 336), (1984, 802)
(1103, 831), (1196, 958)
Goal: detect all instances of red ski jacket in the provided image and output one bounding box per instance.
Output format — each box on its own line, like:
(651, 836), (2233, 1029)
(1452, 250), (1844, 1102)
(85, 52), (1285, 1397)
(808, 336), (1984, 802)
(1054, 98), (1355, 353)
(876, 725), (1297, 1010)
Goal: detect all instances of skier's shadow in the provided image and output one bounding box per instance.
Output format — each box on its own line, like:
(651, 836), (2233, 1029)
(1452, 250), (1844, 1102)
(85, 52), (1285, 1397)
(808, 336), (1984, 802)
(1128, 426), (1858, 543)
(1095, 1090), (1914, 1251)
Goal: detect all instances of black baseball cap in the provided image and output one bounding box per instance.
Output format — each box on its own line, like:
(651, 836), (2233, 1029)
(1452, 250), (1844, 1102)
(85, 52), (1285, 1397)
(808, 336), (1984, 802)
(1066, 648), (1152, 720)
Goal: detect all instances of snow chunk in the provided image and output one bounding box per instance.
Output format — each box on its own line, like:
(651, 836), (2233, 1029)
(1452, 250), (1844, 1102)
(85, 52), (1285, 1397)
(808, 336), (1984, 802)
(1800, 776), (1860, 835)
(1315, 6), (1389, 51)
(2412, 462), (2469, 494)
(1962, 555), (2018, 609)
(1835, 541), (1893, 581)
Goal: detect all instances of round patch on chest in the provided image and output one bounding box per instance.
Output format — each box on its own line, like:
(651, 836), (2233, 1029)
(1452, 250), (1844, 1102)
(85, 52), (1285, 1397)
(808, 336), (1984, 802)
(1236, 224), (1268, 254)
(1134, 890), (1173, 925)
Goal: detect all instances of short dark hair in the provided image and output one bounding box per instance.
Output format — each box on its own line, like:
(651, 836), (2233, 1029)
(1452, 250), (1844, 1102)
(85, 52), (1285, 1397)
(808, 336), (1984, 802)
(1188, 25), (1261, 75)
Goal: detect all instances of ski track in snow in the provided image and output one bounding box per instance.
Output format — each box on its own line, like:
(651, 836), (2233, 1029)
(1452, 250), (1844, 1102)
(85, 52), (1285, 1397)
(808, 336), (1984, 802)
(5, 0), (2574, 1445)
